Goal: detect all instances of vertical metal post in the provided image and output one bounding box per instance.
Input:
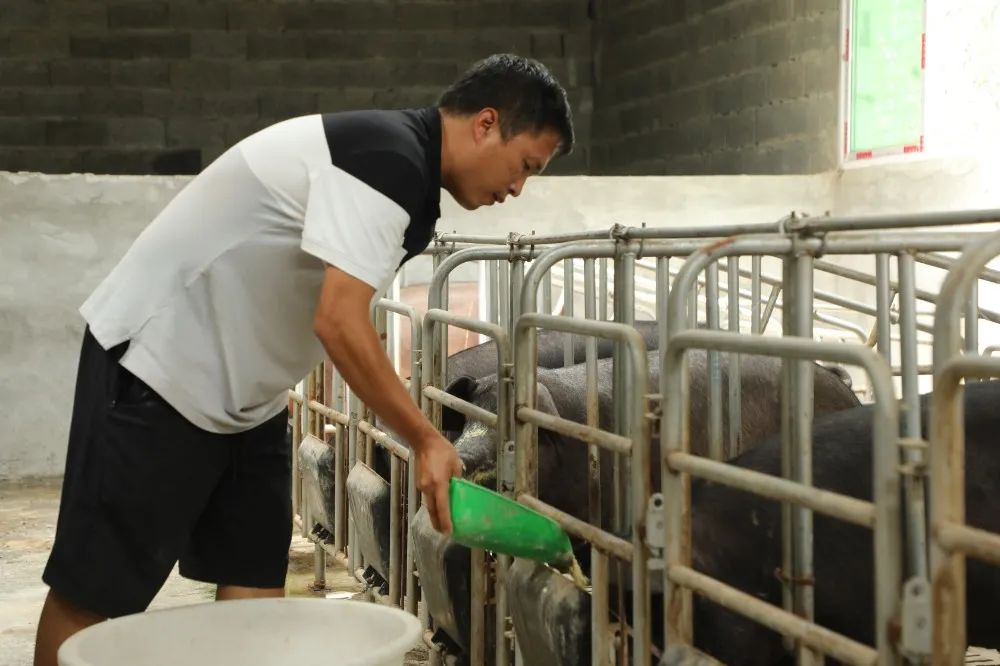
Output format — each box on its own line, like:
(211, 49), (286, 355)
(897, 252), (929, 580)
(291, 390), (304, 546)
(488, 259), (499, 325)
(965, 279), (979, 356)
(333, 370), (346, 555)
(599, 257), (609, 320)
(542, 266), (552, 316)
(657, 258), (669, 356)
(511, 258), (525, 330)
(705, 263), (723, 461)
(591, 547), (611, 666)
(347, 388), (360, 575)
(563, 258), (575, 366)
(792, 251), (817, 665)
(779, 257), (795, 637)
(499, 259), (511, 334)
(584, 258), (601, 528)
(727, 256), (742, 458)
(314, 537), (327, 590)
(405, 315), (422, 615)
(388, 453), (401, 606)
(470, 547), (486, 666)
(875, 253), (893, 365)
(751, 255), (762, 334)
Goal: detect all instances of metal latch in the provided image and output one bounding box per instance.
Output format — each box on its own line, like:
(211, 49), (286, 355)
(646, 493), (666, 571)
(900, 576), (931, 662)
(500, 440), (516, 493)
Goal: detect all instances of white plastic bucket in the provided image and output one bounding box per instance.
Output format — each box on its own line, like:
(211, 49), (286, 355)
(58, 598), (423, 666)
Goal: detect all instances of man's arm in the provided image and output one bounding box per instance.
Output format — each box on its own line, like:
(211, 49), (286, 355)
(313, 264), (463, 534)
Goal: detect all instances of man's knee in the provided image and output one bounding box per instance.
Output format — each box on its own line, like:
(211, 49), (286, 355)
(215, 584), (286, 602)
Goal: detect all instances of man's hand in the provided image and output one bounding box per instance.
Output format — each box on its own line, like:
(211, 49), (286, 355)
(413, 433), (465, 534)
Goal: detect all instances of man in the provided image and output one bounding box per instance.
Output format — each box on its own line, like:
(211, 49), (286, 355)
(34, 53), (574, 665)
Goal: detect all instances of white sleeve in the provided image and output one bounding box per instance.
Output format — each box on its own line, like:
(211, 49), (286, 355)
(300, 162), (408, 290)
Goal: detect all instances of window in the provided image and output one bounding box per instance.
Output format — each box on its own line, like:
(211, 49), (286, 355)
(841, 0), (927, 161)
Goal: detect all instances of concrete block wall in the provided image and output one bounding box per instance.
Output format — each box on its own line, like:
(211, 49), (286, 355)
(590, 0), (842, 175)
(0, 1), (593, 175)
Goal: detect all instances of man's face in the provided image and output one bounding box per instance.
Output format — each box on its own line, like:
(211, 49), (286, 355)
(453, 110), (562, 210)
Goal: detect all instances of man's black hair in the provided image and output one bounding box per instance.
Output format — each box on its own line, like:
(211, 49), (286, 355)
(437, 53), (575, 157)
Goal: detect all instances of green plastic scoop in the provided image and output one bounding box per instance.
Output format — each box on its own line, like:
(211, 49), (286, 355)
(448, 477), (573, 569)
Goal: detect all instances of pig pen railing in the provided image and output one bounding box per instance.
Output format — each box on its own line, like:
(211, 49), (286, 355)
(929, 229), (1000, 665)
(514, 313), (653, 666)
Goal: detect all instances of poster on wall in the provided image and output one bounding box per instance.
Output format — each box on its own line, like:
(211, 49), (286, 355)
(844, 0), (926, 160)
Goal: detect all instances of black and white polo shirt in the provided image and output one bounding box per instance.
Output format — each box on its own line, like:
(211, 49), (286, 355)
(80, 108), (442, 433)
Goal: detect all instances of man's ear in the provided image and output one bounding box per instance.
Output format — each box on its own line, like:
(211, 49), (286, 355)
(440, 375), (477, 433)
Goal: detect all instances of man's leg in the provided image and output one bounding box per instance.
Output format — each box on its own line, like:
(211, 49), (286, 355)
(33, 591), (105, 666)
(180, 409), (293, 600)
(37, 328), (234, 664)
(216, 585), (285, 601)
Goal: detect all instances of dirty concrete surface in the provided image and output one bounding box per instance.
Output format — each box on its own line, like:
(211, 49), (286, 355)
(0, 478), (427, 666)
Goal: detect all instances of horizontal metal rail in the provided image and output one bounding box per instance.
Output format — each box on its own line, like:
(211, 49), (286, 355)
(667, 452), (875, 528)
(307, 400), (350, 426)
(422, 386), (498, 427)
(517, 493), (634, 563)
(357, 420), (410, 461)
(668, 566), (878, 666)
(915, 251), (1000, 284)
(813, 259), (1000, 326)
(936, 522), (1000, 568)
(793, 207), (1000, 233)
(516, 406), (632, 455)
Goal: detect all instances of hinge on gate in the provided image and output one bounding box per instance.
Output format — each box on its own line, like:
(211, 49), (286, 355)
(500, 362), (514, 383)
(899, 576), (932, 662)
(646, 493), (666, 571)
(898, 437), (929, 477)
(500, 440), (516, 493)
(646, 393), (663, 440)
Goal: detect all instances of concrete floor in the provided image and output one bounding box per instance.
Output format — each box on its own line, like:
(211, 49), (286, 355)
(0, 478), (427, 666)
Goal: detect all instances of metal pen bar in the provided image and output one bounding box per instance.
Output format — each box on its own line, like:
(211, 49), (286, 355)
(470, 548), (486, 666)
(516, 407), (632, 454)
(389, 453), (402, 606)
(356, 420), (410, 461)
(667, 566), (878, 666)
(792, 252), (817, 665)
(517, 493), (634, 563)
(584, 257), (602, 530)
(542, 266), (552, 315)
(936, 522), (1000, 568)
(727, 256), (742, 458)
(306, 400), (350, 426)
(599, 257), (609, 320)
(664, 239), (901, 664)
(667, 452), (874, 527)
(423, 387), (498, 427)
(347, 388), (360, 576)
(751, 256), (762, 334)
(815, 258), (1000, 326)
(966, 280), (979, 355)
(705, 263), (723, 461)
(761, 284), (781, 332)
(897, 252), (928, 582)
(591, 547), (612, 666)
(563, 257), (575, 366)
(813, 310), (868, 342)
(332, 372), (347, 555)
(929, 231), (1000, 664)
(915, 251), (1000, 284)
(793, 206), (1000, 233)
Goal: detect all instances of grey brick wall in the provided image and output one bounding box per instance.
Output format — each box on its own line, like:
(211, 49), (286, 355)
(0, 0), (592, 175)
(590, 0), (841, 175)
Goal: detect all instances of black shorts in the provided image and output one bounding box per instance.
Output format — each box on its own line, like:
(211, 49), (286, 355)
(43, 327), (292, 618)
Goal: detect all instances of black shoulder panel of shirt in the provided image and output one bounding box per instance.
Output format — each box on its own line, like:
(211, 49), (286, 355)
(321, 107), (442, 267)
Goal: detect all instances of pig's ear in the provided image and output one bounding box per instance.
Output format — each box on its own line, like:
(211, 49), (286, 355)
(440, 375), (477, 433)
